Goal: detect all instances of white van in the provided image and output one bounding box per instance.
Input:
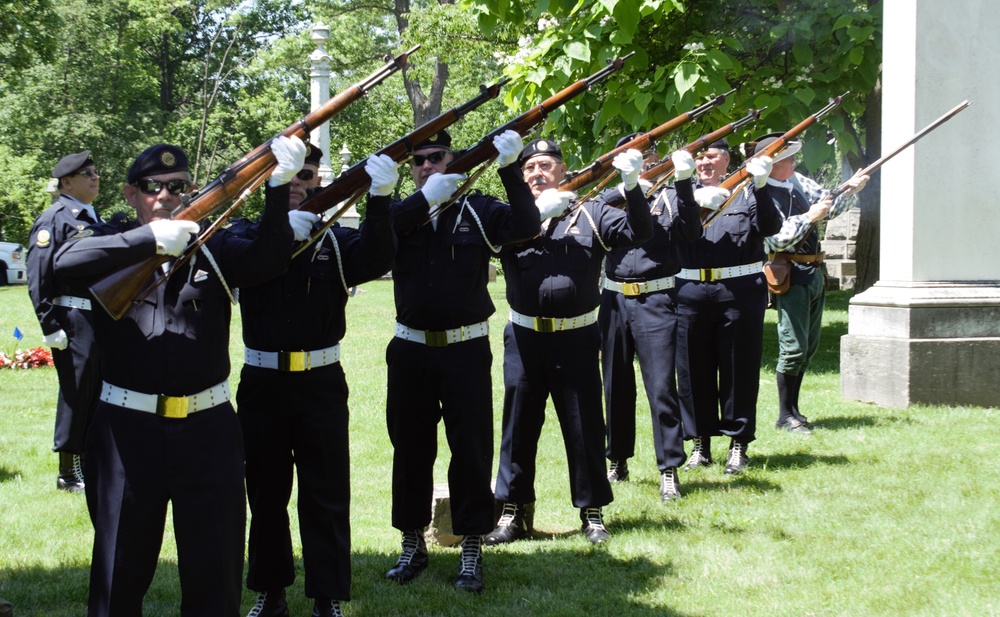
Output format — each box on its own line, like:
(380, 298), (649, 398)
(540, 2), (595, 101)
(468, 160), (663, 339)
(0, 241), (28, 285)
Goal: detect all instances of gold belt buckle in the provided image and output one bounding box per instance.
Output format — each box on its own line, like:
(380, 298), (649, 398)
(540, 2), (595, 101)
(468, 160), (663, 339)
(156, 395), (190, 419)
(701, 268), (720, 282)
(279, 351), (308, 372)
(621, 282), (642, 296)
(424, 330), (449, 347)
(534, 317), (556, 333)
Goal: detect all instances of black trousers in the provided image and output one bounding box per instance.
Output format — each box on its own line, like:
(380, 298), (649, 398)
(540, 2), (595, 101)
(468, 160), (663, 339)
(51, 309), (100, 453)
(675, 276), (768, 444)
(85, 402), (245, 617)
(495, 322), (613, 509)
(237, 363), (351, 601)
(599, 289), (684, 470)
(385, 336), (495, 534)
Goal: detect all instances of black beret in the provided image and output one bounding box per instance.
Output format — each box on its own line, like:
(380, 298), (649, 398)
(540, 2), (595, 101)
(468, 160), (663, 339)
(127, 145), (189, 184)
(413, 130), (452, 151)
(518, 139), (562, 167)
(751, 132), (800, 161)
(707, 137), (730, 150)
(615, 133), (641, 149)
(52, 150), (94, 179)
(305, 143), (324, 166)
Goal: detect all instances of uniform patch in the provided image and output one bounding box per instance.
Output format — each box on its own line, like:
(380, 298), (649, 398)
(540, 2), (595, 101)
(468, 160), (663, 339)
(70, 229), (94, 239)
(36, 228), (52, 248)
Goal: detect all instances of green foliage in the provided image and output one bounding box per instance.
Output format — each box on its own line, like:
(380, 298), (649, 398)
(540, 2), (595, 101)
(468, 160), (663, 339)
(463, 0), (882, 172)
(0, 146), (50, 244)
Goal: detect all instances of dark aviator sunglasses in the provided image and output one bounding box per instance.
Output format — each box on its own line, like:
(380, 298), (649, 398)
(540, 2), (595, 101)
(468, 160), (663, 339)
(135, 178), (192, 196)
(410, 151), (449, 166)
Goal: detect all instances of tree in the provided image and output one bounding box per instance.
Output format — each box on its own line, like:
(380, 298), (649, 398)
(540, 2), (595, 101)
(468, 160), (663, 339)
(465, 0), (884, 289)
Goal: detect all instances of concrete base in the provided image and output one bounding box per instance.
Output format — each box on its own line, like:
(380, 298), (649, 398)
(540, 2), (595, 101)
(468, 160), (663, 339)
(426, 484), (464, 547)
(841, 281), (1000, 408)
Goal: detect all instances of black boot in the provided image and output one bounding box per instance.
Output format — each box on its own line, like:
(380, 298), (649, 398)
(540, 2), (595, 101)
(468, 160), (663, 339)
(787, 372), (814, 426)
(57, 452), (85, 493)
(776, 373), (811, 434)
(682, 437), (712, 470)
(385, 529), (428, 583)
(454, 534), (484, 593)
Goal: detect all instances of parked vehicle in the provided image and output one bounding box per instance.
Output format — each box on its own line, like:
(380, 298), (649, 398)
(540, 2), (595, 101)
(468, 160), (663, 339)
(0, 241), (28, 286)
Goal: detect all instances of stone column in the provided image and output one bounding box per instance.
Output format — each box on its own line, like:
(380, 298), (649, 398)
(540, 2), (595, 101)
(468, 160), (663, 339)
(840, 0), (1000, 408)
(309, 23), (334, 185)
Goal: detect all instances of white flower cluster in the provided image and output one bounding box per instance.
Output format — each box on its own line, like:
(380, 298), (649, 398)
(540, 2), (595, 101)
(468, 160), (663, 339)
(537, 16), (559, 31)
(683, 41), (705, 52)
(762, 75), (783, 88)
(496, 36), (535, 66)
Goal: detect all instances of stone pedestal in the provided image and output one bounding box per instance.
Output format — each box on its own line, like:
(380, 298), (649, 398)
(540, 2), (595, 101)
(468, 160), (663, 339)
(426, 484), (463, 547)
(840, 0), (1000, 409)
(822, 206), (860, 291)
(841, 283), (1000, 408)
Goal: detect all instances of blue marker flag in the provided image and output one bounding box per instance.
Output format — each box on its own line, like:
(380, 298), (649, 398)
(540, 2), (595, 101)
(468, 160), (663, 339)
(13, 327), (23, 341)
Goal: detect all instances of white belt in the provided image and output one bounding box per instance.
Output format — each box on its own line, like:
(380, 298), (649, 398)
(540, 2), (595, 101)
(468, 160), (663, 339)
(509, 308), (598, 333)
(52, 295), (92, 311)
(677, 262), (763, 282)
(100, 380), (231, 419)
(604, 275), (675, 296)
(394, 321), (489, 347)
(244, 344), (340, 371)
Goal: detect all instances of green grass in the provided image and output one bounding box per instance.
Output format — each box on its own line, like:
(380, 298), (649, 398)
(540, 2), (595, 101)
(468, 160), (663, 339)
(1, 282), (998, 616)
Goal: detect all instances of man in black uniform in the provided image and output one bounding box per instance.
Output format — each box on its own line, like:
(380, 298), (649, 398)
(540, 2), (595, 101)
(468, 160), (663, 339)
(383, 129), (537, 594)
(54, 138), (304, 616)
(486, 139), (653, 545)
(237, 146), (397, 617)
(600, 141), (701, 501)
(27, 150), (102, 493)
(674, 145), (780, 476)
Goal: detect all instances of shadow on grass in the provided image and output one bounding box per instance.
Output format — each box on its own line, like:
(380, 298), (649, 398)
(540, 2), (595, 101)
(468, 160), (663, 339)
(754, 451), (851, 472)
(804, 413), (914, 431)
(0, 465), (21, 483)
(2, 548), (696, 617)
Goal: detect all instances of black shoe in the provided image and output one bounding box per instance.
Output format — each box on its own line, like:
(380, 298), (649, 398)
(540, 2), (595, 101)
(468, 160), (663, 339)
(57, 453), (85, 493)
(484, 503), (527, 546)
(580, 507), (610, 544)
(385, 529), (428, 583)
(776, 417), (813, 435)
(607, 459), (629, 483)
(312, 598), (344, 617)
(454, 535), (484, 593)
(246, 590), (289, 617)
(723, 441), (749, 475)
(660, 467), (681, 501)
(682, 437), (712, 471)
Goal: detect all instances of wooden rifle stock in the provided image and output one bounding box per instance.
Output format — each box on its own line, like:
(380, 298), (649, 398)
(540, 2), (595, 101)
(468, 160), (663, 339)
(560, 88), (735, 195)
(641, 108), (764, 193)
(701, 93), (847, 227)
(89, 46), (419, 320)
(829, 99), (971, 198)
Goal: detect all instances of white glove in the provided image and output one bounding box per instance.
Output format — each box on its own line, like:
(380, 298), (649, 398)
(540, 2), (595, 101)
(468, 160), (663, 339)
(421, 173), (466, 207)
(149, 219), (200, 256)
(535, 189), (574, 220)
(746, 155), (773, 189)
(366, 154), (399, 197)
(694, 186), (731, 210)
(288, 210), (320, 242)
(613, 149), (644, 190)
(671, 150), (696, 181)
(268, 135), (308, 187)
(42, 329), (68, 350)
(493, 130), (524, 168)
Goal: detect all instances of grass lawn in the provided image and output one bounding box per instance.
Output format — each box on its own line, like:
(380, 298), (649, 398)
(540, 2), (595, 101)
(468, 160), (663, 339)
(0, 280), (998, 616)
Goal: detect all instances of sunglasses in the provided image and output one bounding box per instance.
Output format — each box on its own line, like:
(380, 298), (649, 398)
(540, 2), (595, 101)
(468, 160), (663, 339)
(410, 151), (449, 166)
(135, 178), (192, 196)
(75, 169), (100, 179)
(522, 160), (557, 174)
(296, 169), (315, 182)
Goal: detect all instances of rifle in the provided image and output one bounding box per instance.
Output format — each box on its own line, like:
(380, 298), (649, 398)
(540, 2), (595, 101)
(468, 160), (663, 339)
(289, 78), (510, 257)
(419, 52), (636, 224)
(701, 93), (847, 227)
(641, 107), (764, 195)
(89, 46), (419, 319)
(828, 99), (971, 198)
(560, 88), (735, 198)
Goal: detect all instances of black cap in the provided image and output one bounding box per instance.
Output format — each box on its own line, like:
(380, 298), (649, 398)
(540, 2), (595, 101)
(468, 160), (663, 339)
(750, 132), (801, 161)
(305, 143), (323, 166)
(518, 139), (562, 167)
(52, 150), (94, 179)
(413, 130), (452, 151)
(615, 133), (641, 149)
(707, 137), (730, 150)
(127, 145), (189, 184)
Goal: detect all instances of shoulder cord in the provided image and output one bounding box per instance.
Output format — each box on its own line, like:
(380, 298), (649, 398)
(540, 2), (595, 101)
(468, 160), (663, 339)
(452, 194), (502, 254)
(312, 228), (350, 294)
(572, 203), (611, 252)
(187, 246), (238, 305)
